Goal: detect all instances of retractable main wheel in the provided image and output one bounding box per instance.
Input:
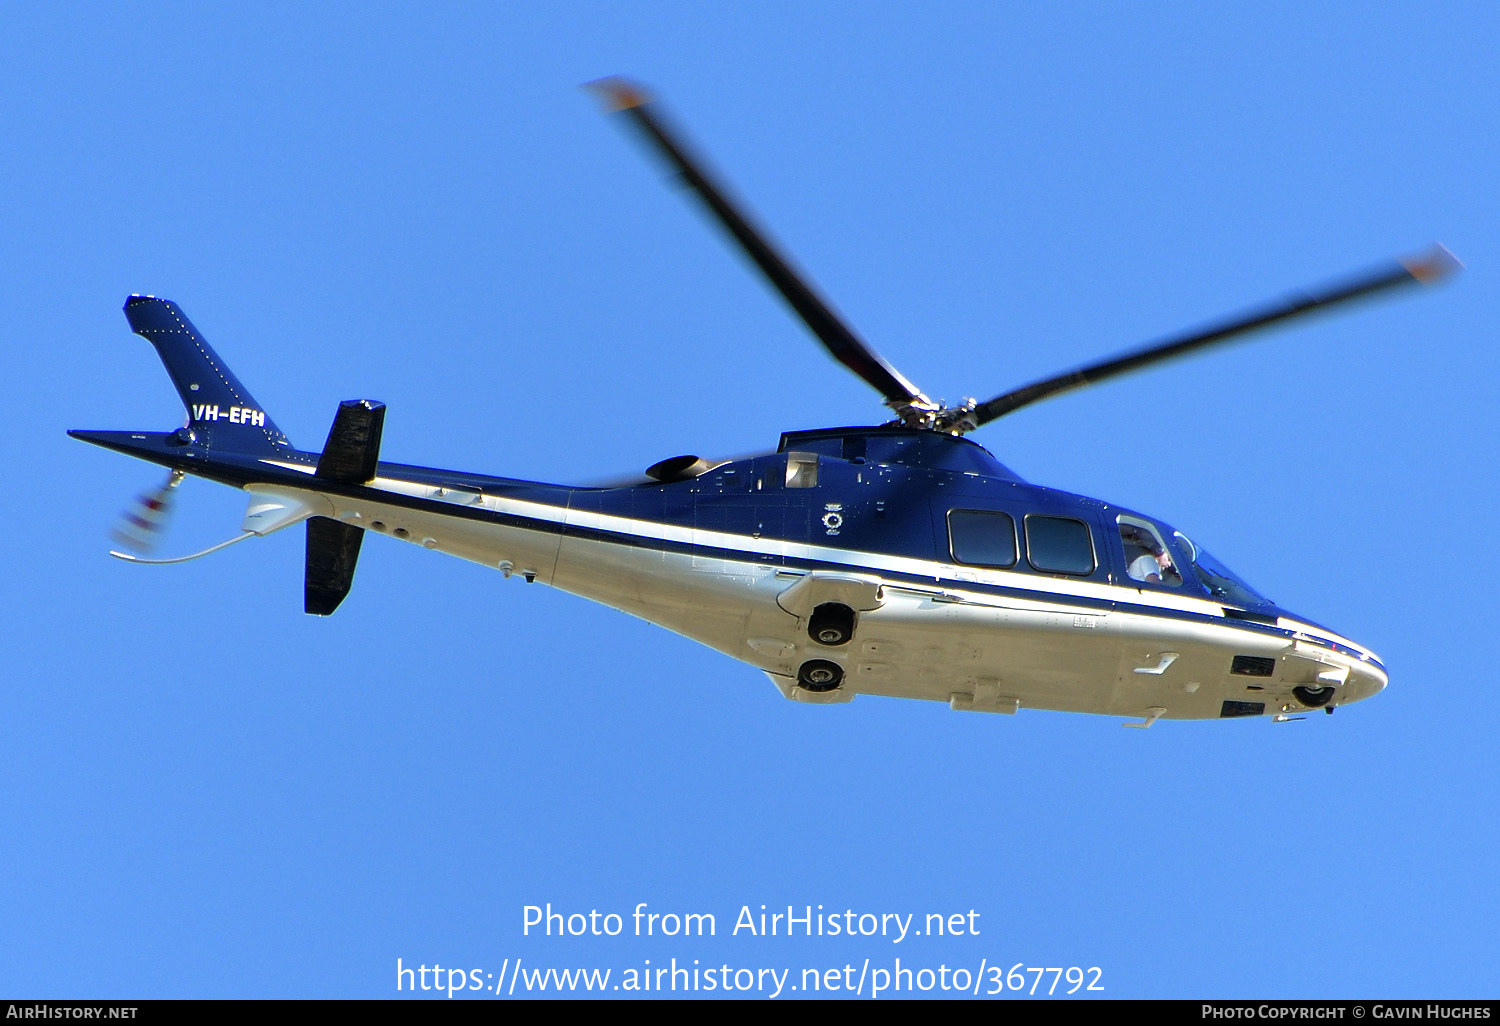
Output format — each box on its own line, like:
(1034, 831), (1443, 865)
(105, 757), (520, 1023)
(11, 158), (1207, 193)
(808, 602), (856, 646)
(797, 659), (844, 693)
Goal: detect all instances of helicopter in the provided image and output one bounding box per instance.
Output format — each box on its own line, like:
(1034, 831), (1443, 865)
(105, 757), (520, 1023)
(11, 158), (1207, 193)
(71, 78), (1459, 726)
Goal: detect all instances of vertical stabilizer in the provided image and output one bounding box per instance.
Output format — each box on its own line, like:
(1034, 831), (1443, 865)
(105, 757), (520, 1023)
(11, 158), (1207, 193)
(123, 295), (290, 453)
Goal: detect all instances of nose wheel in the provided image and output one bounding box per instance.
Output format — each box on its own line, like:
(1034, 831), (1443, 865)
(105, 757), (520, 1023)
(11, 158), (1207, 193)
(1292, 685), (1336, 708)
(797, 659), (844, 693)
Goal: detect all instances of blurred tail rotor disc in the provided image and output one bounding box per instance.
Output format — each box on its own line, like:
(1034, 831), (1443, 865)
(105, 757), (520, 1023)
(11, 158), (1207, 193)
(109, 469), (184, 555)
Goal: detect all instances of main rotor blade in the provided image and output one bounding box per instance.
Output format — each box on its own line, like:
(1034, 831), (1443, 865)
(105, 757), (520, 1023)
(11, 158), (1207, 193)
(588, 77), (929, 411)
(969, 246), (1461, 427)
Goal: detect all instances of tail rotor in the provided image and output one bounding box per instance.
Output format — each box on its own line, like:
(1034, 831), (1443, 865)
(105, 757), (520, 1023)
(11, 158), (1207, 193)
(108, 470), (184, 555)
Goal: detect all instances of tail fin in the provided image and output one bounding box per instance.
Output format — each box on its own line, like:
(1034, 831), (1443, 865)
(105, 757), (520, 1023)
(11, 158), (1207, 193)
(124, 295), (291, 453)
(304, 400), (386, 615)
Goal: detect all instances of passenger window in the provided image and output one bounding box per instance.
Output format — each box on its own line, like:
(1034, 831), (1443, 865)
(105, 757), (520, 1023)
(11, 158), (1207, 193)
(1025, 515), (1095, 575)
(947, 510), (1017, 568)
(1118, 515), (1182, 587)
(785, 452), (819, 488)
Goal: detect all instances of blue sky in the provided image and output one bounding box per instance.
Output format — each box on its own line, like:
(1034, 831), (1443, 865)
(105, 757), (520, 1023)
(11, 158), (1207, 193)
(3, 3), (1497, 998)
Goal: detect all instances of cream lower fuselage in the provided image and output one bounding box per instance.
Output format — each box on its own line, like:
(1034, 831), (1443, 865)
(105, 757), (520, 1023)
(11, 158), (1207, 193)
(240, 452), (1385, 724)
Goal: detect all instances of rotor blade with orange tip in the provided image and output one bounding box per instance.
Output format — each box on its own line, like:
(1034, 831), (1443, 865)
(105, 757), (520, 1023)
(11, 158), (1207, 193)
(586, 76), (930, 411)
(969, 245), (1461, 427)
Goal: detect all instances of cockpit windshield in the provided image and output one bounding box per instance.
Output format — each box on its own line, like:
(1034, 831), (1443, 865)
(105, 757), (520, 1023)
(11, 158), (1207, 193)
(1172, 532), (1274, 609)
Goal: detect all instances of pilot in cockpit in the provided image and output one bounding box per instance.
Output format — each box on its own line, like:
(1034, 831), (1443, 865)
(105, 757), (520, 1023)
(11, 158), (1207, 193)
(1120, 522), (1180, 585)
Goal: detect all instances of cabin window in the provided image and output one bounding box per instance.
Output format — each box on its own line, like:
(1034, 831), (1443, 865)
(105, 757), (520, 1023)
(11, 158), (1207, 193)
(947, 509), (1017, 568)
(1118, 514), (1182, 587)
(785, 452), (819, 489)
(1025, 515), (1096, 575)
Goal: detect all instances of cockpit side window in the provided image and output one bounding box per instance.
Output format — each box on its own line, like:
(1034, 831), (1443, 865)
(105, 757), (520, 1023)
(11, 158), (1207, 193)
(1118, 515), (1183, 588)
(948, 509), (1017, 568)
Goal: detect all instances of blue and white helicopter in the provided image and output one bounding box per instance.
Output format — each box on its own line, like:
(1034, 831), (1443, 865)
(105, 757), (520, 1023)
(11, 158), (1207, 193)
(73, 79), (1459, 726)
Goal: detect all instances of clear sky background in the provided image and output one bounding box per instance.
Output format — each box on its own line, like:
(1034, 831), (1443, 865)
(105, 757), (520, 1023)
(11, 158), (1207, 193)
(2, 3), (1497, 999)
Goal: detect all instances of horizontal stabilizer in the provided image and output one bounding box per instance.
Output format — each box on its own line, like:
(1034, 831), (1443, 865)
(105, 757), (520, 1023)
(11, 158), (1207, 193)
(304, 400), (385, 614)
(305, 516), (364, 615)
(316, 400), (386, 484)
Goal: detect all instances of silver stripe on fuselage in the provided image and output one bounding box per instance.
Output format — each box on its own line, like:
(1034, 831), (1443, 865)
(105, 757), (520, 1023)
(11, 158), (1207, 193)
(291, 471), (1382, 666)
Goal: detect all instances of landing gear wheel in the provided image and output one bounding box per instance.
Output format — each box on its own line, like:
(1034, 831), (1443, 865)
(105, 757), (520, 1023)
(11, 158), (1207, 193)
(1292, 684), (1336, 708)
(808, 602), (856, 647)
(797, 659), (845, 693)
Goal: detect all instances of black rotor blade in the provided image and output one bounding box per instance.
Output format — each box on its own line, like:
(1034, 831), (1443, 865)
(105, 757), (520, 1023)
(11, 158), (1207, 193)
(971, 246), (1460, 427)
(588, 77), (928, 410)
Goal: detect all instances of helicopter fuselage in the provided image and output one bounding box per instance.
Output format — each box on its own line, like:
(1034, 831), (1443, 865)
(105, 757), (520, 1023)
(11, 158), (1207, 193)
(75, 422), (1385, 723)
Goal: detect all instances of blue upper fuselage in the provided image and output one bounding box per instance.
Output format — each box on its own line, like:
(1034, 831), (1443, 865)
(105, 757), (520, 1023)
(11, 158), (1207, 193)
(570, 425), (1305, 624)
(70, 423), (1309, 628)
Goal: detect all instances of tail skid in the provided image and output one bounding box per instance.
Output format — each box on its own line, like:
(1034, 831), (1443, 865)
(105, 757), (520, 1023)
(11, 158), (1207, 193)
(109, 531), (254, 565)
(108, 486), (328, 564)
